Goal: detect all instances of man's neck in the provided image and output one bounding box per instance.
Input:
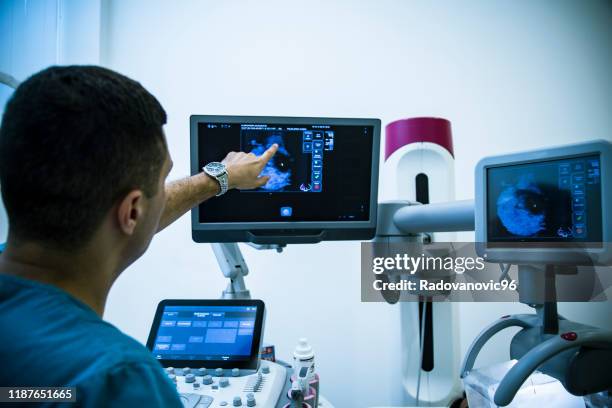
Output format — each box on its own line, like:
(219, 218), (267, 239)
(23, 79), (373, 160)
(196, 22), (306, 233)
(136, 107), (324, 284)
(0, 241), (117, 316)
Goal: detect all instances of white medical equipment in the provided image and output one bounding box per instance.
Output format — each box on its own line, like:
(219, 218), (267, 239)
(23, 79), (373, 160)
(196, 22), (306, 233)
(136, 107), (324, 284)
(188, 113), (611, 407)
(379, 117), (464, 405)
(376, 137), (612, 406)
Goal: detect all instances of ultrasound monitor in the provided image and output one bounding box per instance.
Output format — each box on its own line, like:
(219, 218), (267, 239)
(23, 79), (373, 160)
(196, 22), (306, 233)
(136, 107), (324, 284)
(475, 139), (611, 265)
(146, 299), (265, 370)
(190, 115), (380, 244)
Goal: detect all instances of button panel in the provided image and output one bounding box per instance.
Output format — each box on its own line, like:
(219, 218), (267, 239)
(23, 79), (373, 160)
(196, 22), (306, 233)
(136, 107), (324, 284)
(169, 361), (285, 408)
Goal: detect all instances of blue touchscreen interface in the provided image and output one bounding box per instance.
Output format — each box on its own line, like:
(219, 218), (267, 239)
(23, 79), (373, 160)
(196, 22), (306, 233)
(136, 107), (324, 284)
(152, 305), (258, 362)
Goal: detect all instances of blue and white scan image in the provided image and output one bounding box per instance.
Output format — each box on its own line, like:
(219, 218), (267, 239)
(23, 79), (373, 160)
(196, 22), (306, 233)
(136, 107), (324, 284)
(242, 131), (310, 192)
(496, 175), (547, 236)
(248, 134), (292, 191)
(492, 170), (574, 240)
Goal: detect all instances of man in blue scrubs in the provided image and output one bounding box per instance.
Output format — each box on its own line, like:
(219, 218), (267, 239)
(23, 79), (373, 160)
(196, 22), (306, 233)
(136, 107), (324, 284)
(0, 66), (277, 406)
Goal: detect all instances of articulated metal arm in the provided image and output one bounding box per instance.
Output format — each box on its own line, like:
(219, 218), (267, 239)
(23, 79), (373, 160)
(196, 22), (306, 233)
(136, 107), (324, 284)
(392, 199), (475, 234)
(211, 243), (251, 299)
(211, 242), (284, 299)
(0, 72), (20, 89)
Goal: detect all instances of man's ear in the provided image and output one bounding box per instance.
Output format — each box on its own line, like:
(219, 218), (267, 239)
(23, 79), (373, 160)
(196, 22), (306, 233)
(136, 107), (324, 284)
(116, 190), (145, 235)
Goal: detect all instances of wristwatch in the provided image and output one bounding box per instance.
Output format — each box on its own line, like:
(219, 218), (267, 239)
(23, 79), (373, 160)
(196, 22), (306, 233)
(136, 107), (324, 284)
(203, 162), (229, 196)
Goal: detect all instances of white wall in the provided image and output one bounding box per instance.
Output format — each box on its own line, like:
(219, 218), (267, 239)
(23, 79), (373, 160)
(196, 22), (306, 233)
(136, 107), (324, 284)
(0, 0), (61, 243)
(2, 0), (612, 406)
(0, 0), (102, 243)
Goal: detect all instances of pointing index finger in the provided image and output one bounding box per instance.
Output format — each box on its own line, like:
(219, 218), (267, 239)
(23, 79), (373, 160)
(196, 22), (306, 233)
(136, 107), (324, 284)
(258, 143), (278, 164)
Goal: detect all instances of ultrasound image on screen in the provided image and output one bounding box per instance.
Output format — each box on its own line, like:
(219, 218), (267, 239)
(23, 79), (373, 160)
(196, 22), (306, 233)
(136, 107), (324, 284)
(487, 154), (602, 243)
(241, 130), (313, 192)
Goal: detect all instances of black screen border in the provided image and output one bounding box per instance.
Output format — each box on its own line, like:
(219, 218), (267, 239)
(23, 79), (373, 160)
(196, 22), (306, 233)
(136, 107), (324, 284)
(190, 115), (381, 244)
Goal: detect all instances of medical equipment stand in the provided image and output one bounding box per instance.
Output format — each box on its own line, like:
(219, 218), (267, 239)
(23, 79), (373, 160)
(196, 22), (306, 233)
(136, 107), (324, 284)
(211, 243), (335, 408)
(376, 200), (612, 407)
(212, 242), (284, 299)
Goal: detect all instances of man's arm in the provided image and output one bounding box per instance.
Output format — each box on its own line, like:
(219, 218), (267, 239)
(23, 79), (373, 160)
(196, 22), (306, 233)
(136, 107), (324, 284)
(157, 173), (218, 231)
(157, 144), (278, 232)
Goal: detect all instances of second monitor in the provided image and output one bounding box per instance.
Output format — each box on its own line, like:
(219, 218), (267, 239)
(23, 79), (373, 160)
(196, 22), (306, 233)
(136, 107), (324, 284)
(475, 139), (610, 265)
(190, 115), (380, 244)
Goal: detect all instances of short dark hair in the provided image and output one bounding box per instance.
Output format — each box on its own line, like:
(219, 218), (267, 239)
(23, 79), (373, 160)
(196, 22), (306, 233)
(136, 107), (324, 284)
(0, 65), (168, 249)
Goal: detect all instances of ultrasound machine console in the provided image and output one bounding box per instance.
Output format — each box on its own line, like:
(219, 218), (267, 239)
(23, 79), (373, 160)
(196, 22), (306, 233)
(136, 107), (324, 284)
(145, 116), (381, 407)
(147, 299), (291, 408)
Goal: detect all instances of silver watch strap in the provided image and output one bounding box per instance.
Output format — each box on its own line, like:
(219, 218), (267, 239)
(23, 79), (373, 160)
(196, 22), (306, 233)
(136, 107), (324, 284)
(216, 172), (229, 196)
(202, 164), (229, 196)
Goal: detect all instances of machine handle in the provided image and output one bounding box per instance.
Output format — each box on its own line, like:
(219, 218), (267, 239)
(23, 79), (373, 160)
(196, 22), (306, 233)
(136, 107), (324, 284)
(246, 231), (326, 244)
(494, 329), (612, 406)
(460, 314), (535, 378)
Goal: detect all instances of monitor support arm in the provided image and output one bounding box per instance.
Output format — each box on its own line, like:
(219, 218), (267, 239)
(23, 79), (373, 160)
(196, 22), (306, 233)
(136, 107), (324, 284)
(212, 242), (285, 299)
(212, 243), (251, 299)
(387, 199), (475, 233)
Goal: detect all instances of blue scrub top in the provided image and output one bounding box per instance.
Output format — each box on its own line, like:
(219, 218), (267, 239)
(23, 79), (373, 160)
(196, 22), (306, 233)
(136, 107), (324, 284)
(0, 273), (182, 407)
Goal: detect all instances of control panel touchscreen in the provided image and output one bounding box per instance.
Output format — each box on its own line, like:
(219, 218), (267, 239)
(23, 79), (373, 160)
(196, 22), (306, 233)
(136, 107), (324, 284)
(147, 300), (265, 370)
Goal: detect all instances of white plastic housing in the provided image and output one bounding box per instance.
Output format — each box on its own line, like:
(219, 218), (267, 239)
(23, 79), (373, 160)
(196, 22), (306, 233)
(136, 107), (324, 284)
(382, 140), (462, 406)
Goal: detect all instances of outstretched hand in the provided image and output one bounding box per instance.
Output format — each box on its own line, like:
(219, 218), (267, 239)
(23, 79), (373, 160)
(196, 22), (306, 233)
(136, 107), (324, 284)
(222, 144), (278, 190)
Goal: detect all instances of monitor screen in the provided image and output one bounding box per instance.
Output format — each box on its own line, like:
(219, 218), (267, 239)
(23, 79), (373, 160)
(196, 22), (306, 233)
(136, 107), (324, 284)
(147, 300), (265, 369)
(486, 154), (602, 244)
(190, 116), (380, 243)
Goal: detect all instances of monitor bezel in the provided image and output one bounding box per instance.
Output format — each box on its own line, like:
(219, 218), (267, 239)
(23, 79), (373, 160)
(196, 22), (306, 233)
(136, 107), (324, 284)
(475, 139), (611, 265)
(190, 115), (381, 244)
(146, 299), (265, 370)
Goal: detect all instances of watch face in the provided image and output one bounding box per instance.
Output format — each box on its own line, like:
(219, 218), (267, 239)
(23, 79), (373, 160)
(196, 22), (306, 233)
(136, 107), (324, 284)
(205, 162), (225, 177)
